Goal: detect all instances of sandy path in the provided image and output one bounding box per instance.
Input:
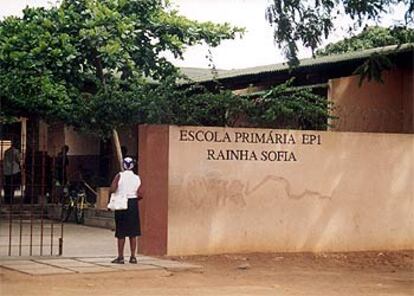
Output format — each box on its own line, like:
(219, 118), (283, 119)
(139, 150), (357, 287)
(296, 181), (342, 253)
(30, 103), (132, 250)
(1, 251), (413, 296)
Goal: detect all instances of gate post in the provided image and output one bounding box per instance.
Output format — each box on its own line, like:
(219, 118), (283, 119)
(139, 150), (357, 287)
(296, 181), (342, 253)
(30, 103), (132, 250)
(137, 125), (169, 256)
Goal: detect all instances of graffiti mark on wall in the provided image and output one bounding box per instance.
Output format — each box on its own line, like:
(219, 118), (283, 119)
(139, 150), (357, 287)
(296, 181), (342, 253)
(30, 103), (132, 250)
(186, 175), (247, 209)
(184, 173), (331, 210)
(244, 175), (332, 201)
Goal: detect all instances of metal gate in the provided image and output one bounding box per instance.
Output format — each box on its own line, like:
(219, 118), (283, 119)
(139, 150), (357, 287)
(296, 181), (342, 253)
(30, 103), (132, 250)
(0, 119), (64, 256)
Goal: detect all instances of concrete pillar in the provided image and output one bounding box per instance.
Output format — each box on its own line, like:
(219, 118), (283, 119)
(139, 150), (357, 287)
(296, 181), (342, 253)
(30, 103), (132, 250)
(138, 125), (169, 255)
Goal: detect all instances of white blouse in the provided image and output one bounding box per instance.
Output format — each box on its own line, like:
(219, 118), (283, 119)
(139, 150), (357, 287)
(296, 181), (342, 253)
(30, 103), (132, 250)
(117, 170), (141, 199)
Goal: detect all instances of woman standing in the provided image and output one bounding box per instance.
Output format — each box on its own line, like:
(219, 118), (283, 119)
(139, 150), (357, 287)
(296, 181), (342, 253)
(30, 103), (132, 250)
(110, 157), (142, 264)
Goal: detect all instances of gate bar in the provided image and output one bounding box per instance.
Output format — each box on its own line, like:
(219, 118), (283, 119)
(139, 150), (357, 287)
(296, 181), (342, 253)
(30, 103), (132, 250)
(39, 131), (46, 256)
(7, 137), (14, 256)
(29, 130), (36, 256)
(19, 118), (27, 256)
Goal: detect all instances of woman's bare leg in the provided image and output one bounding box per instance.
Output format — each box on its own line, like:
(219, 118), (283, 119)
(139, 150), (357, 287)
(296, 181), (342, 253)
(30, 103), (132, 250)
(129, 236), (137, 257)
(117, 238), (125, 258)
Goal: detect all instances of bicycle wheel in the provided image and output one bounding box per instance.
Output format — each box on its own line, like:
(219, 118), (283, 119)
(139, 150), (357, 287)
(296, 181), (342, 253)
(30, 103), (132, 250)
(75, 206), (84, 224)
(75, 194), (85, 224)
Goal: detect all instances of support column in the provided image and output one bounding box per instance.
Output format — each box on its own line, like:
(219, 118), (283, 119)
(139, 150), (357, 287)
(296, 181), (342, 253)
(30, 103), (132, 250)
(138, 125), (169, 255)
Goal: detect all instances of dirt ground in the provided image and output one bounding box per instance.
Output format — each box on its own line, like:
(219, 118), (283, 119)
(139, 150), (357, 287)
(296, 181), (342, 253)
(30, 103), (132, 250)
(1, 250), (413, 296)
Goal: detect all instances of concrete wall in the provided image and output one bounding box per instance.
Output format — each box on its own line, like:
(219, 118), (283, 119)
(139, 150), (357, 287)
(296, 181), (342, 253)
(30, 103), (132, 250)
(64, 127), (100, 156)
(46, 124), (138, 185)
(329, 68), (414, 133)
(402, 68), (414, 132)
(139, 125), (414, 256)
(64, 127), (101, 179)
(118, 127), (138, 158)
(46, 125), (101, 181)
(138, 125), (169, 255)
(47, 123), (65, 156)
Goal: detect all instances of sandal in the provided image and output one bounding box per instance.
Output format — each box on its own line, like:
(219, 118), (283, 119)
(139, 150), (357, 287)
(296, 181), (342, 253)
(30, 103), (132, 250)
(111, 257), (124, 264)
(129, 256), (137, 264)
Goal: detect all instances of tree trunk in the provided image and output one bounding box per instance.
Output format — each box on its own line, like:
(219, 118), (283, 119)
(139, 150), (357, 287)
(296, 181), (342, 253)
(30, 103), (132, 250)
(112, 129), (123, 172)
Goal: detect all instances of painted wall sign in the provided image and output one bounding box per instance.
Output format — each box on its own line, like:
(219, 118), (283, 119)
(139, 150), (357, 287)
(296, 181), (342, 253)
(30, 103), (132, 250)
(139, 125), (414, 256)
(178, 128), (321, 162)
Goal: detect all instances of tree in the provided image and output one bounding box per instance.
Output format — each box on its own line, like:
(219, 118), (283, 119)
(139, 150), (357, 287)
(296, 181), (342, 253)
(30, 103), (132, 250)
(313, 25), (414, 83)
(0, 0), (243, 137)
(242, 79), (333, 130)
(316, 25), (414, 83)
(316, 25), (414, 56)
(0, 0), (332, 135)
(266, 0), (414, 66)
(136, 78), (332, 131)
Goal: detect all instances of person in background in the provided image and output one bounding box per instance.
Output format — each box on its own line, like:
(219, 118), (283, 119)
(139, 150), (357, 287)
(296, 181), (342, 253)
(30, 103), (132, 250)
(3, 141), (21, 204)
(109, 157), (143, 264)
(56, 145), (69, 186)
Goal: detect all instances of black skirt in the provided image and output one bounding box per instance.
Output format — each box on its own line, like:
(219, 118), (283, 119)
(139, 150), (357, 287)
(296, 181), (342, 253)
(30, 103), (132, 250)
(114, 198), (141, 238)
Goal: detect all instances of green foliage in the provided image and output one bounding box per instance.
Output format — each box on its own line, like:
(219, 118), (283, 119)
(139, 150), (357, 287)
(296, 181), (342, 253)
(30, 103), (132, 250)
(134, 78), (332, 131)
(266, 0), (414, 66)
(354, 51), (395, 85)
(139, 81), (244, 127)
(315, 26), (414, 84)
(0, 0), (243, 137)
(137, 78), (331, 131)
(71, 79), (243, 137)
(1, 0), (330, 134)
(316, 26), (414, 56)
(243, 79), (333, 130)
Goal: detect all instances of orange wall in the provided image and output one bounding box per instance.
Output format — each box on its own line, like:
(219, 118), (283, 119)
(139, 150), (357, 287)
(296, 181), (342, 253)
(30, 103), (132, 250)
(402, 68), (414, 132)
(139, 125), (414, 256)
(328, 69), (413, 133)
(138, 125), (169, 255)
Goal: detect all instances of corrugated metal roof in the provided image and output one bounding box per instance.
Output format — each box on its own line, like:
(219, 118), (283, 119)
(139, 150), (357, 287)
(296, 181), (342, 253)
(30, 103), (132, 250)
(177, 67), (229, 83)
(182, 43), (414, 83)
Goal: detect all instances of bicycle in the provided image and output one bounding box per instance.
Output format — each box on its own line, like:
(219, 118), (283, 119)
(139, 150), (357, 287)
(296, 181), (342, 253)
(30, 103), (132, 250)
(60, 182), (92, 224)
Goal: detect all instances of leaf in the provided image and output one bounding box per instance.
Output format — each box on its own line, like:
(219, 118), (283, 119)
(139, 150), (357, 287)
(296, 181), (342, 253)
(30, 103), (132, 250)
(1, 0), (244, 137)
